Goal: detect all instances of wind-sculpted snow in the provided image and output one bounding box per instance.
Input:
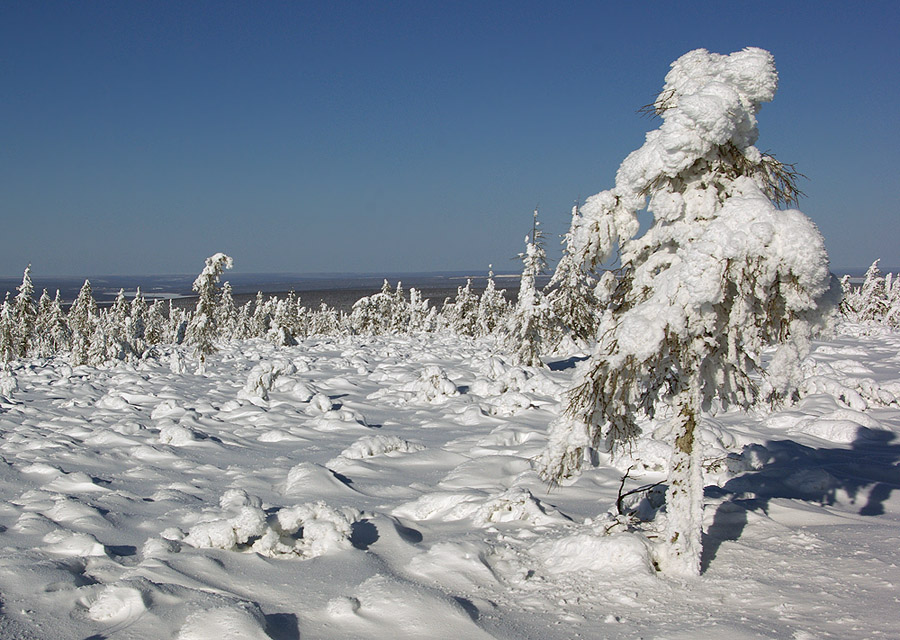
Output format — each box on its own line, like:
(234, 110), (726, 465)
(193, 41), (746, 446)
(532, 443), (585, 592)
(0, 330), (897, 637)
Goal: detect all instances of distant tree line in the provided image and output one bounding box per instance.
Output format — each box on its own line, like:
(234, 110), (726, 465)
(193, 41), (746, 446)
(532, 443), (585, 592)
(0, 211), (599, 369)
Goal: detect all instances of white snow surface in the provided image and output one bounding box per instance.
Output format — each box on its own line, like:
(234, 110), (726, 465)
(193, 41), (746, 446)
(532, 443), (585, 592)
(0, 330), (899, 638)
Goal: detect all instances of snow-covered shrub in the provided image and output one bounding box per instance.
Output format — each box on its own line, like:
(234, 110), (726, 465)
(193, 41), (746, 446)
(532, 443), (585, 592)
(410, 365), (459, 403)
(334, 434), (425, 461)
(252, 501), (358, 559)
(540, 48), (836, 576)
(238, 360), (298, 402)
(182, 491), (359, 560)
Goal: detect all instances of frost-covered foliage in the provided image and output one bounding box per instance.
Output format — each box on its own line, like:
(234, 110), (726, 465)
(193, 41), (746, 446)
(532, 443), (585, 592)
(505, 209), (549, 367)
(540, 48), (835, 576)
(840, 259), (900, 330)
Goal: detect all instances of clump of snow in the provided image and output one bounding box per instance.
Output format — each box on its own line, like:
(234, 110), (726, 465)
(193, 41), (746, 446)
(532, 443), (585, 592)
(158, 420), (198, 445)
(410, 365), (459, 403)
(184, 505), (268, 551)
(253, 501), (358, 558)
(331, 434), (425, 463)
(182, 490), (358, 559)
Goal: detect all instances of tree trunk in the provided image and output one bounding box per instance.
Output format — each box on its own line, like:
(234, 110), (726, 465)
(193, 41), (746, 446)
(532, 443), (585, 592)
(658, 402), (703, 576)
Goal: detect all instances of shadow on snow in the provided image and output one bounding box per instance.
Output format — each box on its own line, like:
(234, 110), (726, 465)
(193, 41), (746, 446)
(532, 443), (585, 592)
(701, 427), (900, 573)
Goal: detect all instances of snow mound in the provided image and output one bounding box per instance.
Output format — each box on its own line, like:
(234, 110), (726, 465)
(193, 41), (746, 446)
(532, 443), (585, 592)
(474, 487), (568, 527)
(392, 491), (484, 522)
(533, 531), (656, 578)
(329, 435), (425, 468)
(87, 584), (149, 624)
(368, 365), (459, 404)
(177, 602), (270, 640)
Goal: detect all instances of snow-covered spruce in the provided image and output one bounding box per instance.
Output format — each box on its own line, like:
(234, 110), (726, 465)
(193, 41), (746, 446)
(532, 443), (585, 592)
(544, 203), (599, 351)
(505, 208), (549, 367)
(185, 252), (233, 368)
(539, 47), (836, 576)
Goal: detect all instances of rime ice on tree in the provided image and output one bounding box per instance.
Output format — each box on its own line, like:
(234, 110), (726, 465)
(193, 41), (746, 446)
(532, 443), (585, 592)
(539, 48), (835, 576)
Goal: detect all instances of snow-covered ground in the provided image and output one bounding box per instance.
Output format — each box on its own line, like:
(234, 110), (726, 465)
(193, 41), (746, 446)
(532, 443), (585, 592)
(0, 328), (898, 639)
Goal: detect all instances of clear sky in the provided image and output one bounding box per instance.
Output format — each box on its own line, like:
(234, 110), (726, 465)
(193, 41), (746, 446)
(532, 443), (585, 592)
(2, 1), (898, 277)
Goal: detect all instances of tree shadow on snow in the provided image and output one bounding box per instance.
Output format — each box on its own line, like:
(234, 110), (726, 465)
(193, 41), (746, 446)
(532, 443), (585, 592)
(546, 355), (589, 371)
(264, 612), (300, 640)
(701, 427), (900, 573)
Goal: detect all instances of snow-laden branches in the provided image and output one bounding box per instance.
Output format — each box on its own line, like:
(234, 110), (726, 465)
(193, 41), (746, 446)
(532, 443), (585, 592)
(540, 47), (836, 576)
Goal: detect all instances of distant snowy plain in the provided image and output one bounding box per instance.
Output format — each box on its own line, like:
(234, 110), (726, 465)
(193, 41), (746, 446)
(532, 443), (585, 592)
(0, 326), (898, 638)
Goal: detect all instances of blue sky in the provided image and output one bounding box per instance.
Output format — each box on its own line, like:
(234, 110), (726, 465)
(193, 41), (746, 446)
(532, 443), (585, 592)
(2, 1), (898, 277)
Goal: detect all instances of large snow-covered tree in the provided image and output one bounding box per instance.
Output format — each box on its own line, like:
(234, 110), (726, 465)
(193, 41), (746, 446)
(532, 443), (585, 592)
(539, 48), (835, 576)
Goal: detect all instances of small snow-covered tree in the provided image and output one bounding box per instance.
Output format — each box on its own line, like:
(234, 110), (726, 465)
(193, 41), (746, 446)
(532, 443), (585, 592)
(44, 290), (71, 355)
(127, 288), (149, 356)
(144, 300), (168, 345)
(309, 302), (340, 336)
(0, 294), (15, 362)
(68, 279), (98, 365)
(33, 290), (57, 358)
(12, 265), (36, 357)
(886, 271), (900, 329)
(268, 296), (298, 346)
(215, 281), (238, 340)
(539, 48), (835, 576)
(440, 279), (479, 337)
(185, 253), (233, 367)
(505, 209), (548, 367)
(407, 287), (431, 333)
(855, 260), (888, 323)
(250, 291), (272, 338)
(476, 266), (509, 338)
(544, 203), (599, 349)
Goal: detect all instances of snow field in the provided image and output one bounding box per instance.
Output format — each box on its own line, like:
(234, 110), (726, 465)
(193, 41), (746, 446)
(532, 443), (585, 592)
(0, 330), (898, 638)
